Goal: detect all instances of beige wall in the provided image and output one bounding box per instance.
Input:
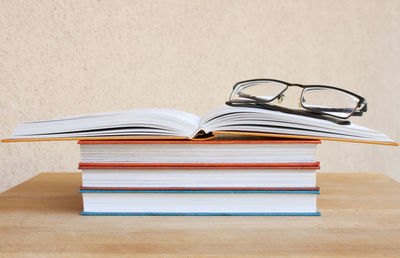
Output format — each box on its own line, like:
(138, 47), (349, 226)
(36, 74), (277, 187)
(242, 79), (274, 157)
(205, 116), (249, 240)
(1, 0), (399, 192)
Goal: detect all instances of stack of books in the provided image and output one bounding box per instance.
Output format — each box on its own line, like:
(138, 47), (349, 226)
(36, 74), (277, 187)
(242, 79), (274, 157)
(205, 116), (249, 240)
(4, 106), (396, 216)
(78, 138), (321, 216)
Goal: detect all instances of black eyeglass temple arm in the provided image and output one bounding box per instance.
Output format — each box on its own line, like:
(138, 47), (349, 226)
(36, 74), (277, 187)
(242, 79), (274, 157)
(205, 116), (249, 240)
(360, 100), (367, 112)
(352, 100), (367, 116)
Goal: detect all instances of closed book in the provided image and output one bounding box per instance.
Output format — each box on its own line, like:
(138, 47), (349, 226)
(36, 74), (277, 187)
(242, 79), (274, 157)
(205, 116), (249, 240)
(78, 138), (320, 164)
(79, 189), (320, 216)
(80, 162), (320, 188)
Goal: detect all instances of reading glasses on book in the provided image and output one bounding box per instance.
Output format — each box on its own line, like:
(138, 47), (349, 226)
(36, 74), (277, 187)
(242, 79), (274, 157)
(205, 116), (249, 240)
(226, 79), (368, 125)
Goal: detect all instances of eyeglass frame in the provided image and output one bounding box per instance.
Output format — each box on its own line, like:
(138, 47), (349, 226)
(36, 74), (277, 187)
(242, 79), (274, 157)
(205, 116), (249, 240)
(227, 78), (368, 120)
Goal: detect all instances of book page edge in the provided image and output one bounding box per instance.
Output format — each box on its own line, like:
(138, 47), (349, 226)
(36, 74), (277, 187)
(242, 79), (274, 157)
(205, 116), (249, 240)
(212, 131), (399, 146)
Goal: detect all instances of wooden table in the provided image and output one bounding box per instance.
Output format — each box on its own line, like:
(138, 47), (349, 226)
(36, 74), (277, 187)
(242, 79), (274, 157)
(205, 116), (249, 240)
(0, 173), (399, 257)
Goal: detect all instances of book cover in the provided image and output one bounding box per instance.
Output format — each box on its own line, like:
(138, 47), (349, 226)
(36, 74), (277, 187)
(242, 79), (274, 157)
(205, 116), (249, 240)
(79, 162), (321, 169)
(80, 186), (321, 191)
(80, 189), (321, 216)
(80, 212), (321, 216)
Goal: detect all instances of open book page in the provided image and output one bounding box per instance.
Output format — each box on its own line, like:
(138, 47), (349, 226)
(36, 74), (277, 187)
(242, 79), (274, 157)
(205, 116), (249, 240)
(8, 109), (201, 140)
(199, 105), (395, 144)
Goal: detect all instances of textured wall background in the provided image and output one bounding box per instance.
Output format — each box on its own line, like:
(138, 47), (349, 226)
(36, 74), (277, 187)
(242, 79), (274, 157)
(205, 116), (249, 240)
(1, 0), (399, 192)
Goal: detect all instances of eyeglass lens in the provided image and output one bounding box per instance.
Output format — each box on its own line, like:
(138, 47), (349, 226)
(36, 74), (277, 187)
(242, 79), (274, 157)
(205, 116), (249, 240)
(230, 80), (361, 119)
(301, 87), (359, 118)
(230, 81), (287, 103)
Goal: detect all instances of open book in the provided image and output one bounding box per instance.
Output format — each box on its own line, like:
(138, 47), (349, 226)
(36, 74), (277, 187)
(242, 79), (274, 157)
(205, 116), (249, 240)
(2, 105), (397, 145)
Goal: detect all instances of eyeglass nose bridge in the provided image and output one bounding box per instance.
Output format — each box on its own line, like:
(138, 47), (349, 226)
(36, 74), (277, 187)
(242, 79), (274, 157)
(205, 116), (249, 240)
(288, 83), (303, 87)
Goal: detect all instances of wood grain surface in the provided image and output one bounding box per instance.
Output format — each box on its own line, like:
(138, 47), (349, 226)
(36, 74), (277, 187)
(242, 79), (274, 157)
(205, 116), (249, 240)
(0, 173), (399, 257)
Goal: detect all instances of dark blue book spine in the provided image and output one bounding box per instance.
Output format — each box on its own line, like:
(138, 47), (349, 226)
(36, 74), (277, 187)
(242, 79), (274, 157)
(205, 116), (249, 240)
(81, 211), (321, 216)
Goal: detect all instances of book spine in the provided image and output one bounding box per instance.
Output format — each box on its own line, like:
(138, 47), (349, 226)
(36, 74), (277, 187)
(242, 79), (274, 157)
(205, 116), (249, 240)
(80, 211), (321, 216)
(79, 162), (320, 169)
(78, 139), (321, 144)
(79, 189), (320, 194)
(80, 186), (320, 191)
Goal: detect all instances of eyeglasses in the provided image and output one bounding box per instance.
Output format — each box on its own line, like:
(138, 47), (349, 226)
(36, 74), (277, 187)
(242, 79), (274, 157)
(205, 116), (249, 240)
(226, 79), (368, 125)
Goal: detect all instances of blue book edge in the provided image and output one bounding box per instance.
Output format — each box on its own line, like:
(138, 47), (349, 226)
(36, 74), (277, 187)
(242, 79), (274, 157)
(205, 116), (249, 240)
(80, 211), (321, 216)
(79, 189), (320, 194)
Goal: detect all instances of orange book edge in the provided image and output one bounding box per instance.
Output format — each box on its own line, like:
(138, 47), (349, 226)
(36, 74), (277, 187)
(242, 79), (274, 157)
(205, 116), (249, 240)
(79, 162), (321, 170)
(2, 131), (398, 146)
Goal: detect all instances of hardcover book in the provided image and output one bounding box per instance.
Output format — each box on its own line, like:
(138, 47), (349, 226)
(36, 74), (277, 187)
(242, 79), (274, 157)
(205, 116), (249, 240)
(80, 162), (320, 188)
(79, 189), (321, 216)
(78, 138), (320, 164)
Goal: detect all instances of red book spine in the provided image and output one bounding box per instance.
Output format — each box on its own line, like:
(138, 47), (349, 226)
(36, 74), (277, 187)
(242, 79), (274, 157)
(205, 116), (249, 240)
(79, 162), (320, 170)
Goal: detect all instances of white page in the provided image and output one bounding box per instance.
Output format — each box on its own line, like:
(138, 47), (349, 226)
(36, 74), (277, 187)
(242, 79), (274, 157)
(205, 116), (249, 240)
(200, 105), (394, 143)
(11, 109), (201, 139)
